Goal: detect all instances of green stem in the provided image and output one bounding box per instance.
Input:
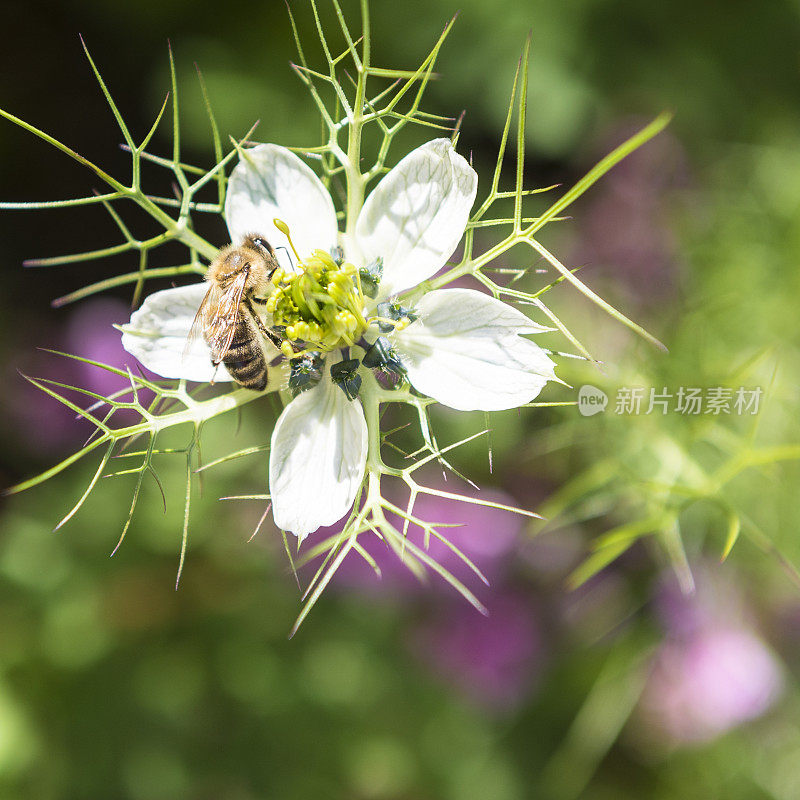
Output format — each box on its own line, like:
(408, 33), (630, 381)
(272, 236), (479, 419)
(344, 0), (371, 238)
(128, 190), (218, 261)
(361, 374), (384, 474)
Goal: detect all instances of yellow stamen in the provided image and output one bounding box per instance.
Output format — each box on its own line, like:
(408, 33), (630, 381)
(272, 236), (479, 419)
(266, 221), (369, 353)
(274, 218), (302, 265)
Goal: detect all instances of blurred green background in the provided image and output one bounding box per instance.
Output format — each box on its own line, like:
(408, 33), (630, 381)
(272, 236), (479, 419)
(2, 1), (800, 798)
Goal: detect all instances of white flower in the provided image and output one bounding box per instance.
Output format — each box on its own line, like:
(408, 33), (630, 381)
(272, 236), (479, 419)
(120, 139), (556, 539)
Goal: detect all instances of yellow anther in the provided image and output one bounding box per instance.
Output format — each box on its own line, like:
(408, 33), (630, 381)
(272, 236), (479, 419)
(327, 285), (346, 306)
(311, 249), (337, 269)
(281, 340), (295, 358)
(333, 271), (352, 287)
(265, 236), (369, 354)
(274, 218), (302, 264)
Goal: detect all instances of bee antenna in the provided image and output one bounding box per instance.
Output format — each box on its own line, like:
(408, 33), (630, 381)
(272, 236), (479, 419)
(275, 245), (294, 267)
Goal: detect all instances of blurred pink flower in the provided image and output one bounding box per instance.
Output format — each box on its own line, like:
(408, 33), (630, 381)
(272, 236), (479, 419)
(411, 592), (543, 712)
(641, 627), (783, 743)
(641, 568), (783, 744)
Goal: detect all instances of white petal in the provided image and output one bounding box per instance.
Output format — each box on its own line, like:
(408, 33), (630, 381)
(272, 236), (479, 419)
(225, 143), (338, 259)
(393, 288), (556, 411)
(119, 284), (234, 382)
(355, 138), (478, 297)
(269, 364), (368, 540)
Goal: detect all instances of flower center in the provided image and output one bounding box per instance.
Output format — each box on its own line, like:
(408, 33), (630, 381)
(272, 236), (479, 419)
(265, 224), (368, 358)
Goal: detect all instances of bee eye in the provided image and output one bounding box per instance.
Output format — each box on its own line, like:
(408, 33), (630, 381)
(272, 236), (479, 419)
(251, 236), (274, 256)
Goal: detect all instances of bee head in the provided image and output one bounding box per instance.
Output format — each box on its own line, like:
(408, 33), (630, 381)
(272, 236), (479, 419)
(242, 234), (280, 280)
(243, 234), (275, 257)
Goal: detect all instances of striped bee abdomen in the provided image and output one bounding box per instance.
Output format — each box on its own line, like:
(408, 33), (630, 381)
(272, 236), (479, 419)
(222, 312), (269, 391)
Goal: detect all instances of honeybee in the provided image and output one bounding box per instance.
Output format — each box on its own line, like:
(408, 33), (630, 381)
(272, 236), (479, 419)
(188, 234), (283, 390)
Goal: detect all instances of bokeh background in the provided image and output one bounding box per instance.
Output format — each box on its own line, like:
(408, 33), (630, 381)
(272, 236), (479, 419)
(2, 1), (800, 798)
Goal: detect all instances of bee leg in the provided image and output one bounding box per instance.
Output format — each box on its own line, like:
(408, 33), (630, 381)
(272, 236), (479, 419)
(246, 298), (283, 348)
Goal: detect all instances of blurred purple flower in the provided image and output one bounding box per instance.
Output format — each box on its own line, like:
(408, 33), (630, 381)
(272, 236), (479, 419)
(64, 297), (134, 396)
(9, 298), (133, 450)
(655, 564), (753, 637)
(641, 568), (783, 744)
(412, 592), (544, 712)
(570, 123), (688, 305)
(326, 485), (525, 598)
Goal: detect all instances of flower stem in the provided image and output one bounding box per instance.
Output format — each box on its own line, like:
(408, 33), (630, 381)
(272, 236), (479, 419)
(360, 374), (401, 477)
(343, 0), (371, 239)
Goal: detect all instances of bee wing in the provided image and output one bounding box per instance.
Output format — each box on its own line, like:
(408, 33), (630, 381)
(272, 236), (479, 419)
(203, 269), (250, 364)
(183, 281), (221, 366)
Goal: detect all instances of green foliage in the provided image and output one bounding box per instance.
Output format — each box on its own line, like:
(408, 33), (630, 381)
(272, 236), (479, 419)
(2, 1), (800, 799)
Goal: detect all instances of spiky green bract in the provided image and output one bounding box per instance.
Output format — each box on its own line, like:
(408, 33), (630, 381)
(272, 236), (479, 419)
(2, 1), (669, 631)
(1, 42), (243, 309)
(4, 352), (287, 587)
(533, 349), (800, 594)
